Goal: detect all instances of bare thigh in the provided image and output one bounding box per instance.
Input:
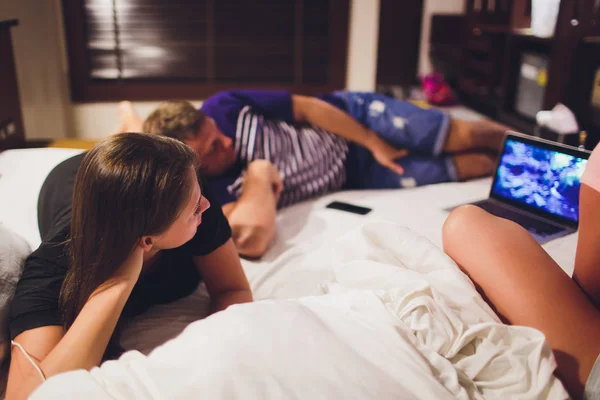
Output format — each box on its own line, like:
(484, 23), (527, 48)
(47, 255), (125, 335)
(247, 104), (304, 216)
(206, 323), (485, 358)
(444, 119), (508, 153)
(453, 153), (495, 181)
(443, 205), (600, 398)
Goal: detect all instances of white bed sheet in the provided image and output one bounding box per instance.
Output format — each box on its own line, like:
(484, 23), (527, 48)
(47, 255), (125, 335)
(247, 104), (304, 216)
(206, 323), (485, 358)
(33, 223), (569, 399)
(0, 148), (83, 249)
(0, 148), (579, 354)
(246, 180), (578, 299)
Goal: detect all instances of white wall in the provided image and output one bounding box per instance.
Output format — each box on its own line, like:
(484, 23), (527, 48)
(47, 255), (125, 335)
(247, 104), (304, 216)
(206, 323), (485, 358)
(418, 0), (466, 77)
(74, 101), (203, 139)
(345, 0), (380, 91)
(0, 0), (72, 140)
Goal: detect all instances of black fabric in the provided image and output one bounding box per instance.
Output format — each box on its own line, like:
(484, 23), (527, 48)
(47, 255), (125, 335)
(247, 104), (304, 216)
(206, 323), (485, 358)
(37, 153), (83, 241)
(207, 162), (244, 206)
(9, 153), (231, 340)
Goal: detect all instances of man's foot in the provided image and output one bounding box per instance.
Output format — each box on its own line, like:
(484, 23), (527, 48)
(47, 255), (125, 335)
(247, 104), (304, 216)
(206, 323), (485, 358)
(115, 101), (143, 134)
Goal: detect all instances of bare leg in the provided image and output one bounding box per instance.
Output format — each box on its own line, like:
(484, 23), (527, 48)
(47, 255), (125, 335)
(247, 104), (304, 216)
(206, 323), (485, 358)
(573, 184), (600, 308)
(444, 118), (510, 153)
(115, 101), (143, 134)
(443, 205), (600, 398)
(453, 153), (495, 181)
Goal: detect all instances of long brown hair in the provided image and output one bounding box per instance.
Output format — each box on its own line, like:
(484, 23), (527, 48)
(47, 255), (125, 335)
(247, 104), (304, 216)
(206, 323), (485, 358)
(60, 132), (197, 329)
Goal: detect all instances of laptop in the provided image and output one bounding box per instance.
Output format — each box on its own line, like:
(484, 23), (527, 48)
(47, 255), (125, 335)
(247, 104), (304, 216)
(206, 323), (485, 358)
(451, 131), (591, 244)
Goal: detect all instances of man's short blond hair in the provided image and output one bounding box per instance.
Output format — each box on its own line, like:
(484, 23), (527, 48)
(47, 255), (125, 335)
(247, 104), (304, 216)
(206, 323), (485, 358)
(143, 101), (207, 142)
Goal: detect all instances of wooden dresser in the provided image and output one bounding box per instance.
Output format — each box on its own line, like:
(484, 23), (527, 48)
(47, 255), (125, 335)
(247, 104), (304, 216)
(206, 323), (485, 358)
(0, 19), (25, 151)
(458, 0), (600, 145)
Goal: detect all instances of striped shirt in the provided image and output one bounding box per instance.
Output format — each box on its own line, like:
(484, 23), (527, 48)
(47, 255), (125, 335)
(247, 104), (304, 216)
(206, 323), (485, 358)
(227, 106), (349, 207)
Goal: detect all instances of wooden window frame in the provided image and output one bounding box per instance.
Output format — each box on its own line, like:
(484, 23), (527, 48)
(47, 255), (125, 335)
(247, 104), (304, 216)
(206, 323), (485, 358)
(62, 0), (350, 102)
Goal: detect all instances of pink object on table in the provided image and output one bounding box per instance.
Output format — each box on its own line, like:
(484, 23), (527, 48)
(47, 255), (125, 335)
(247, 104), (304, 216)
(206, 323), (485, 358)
(420, 73), (457, 106)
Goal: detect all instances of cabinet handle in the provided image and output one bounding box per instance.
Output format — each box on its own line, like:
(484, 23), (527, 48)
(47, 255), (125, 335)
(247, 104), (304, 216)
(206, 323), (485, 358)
(571, 19), (579, 26)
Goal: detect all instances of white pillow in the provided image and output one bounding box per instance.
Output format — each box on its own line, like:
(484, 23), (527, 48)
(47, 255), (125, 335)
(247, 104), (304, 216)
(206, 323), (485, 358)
(0, 222), (31, 364)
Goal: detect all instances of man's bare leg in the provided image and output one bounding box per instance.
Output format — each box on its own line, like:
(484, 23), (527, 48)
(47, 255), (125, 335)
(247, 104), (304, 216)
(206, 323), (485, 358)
(116, 101), (144, 134)
(453, 152), (496, 180)
(444, 118), (510, 154)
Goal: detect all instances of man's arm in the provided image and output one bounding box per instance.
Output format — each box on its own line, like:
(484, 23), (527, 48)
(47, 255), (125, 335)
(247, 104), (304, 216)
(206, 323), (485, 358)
(193, 239), (253, 313)
(221, 160), (281, 259)
(292, 95), (379, 150)
(292, 94), (407, 174)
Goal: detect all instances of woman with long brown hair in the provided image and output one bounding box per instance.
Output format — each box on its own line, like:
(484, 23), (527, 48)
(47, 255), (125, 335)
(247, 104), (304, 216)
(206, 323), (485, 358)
(6, 132), (252, 399)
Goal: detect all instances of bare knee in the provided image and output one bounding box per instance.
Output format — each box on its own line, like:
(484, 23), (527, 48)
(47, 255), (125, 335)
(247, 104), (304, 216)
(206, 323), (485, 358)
(442, 204), (520, 258)
(443, 204), (534, 259)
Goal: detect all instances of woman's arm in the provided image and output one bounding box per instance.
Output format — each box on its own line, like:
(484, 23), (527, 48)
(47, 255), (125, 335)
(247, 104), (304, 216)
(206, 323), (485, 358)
(291, 95), (407, 174)
(6, 247), (144, 400)
(193, 239), (252, 313)
(573, 183), (600, 307)
(7, 326), (63, 398)
(7, 280), (135, 399)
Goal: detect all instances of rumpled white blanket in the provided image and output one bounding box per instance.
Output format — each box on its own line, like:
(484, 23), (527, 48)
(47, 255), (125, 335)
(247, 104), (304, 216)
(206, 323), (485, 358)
(31, 222), (568, 399)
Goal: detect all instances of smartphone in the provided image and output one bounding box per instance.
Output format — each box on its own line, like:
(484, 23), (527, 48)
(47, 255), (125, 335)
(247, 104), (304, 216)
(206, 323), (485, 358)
(325, 201), (372, 215)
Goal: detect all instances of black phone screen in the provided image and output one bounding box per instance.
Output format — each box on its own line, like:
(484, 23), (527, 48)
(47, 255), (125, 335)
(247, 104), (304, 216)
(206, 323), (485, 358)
(325, 201), (372, 215)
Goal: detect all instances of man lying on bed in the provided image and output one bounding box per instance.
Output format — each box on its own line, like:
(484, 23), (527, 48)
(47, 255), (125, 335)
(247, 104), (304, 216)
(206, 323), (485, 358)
(118, 90), (508, 258)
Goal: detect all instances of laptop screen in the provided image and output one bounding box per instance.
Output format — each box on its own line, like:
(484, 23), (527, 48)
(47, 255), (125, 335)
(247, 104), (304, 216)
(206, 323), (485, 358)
(491, 138), (589, 223)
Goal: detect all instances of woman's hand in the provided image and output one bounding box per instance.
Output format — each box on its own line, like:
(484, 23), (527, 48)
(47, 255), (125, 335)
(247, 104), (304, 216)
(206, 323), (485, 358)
(106, 243), (146, 287)
(365, 131), (408, 175)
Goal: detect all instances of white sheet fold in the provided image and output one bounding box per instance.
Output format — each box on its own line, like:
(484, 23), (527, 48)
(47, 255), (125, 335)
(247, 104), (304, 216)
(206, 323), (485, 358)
(32, 223), (568, 399)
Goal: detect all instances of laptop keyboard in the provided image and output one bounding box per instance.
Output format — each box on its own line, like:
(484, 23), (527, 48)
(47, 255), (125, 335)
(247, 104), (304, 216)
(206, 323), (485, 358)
(476, 202), (565, 236)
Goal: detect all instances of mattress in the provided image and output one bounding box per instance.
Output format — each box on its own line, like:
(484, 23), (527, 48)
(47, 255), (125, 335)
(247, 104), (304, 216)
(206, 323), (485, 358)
(0, 148), (84, 249)
(0, 148), (579, 354)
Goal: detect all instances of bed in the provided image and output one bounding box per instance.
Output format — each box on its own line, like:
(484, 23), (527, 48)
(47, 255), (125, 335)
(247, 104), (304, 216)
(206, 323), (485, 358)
(0, 148), (576, 399)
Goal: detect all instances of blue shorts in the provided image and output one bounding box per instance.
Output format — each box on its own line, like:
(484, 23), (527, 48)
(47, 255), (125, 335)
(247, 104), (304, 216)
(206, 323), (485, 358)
(333, 91), (451, 156)
(333, 91), (457, 189)
(344, 148), (458, 189)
